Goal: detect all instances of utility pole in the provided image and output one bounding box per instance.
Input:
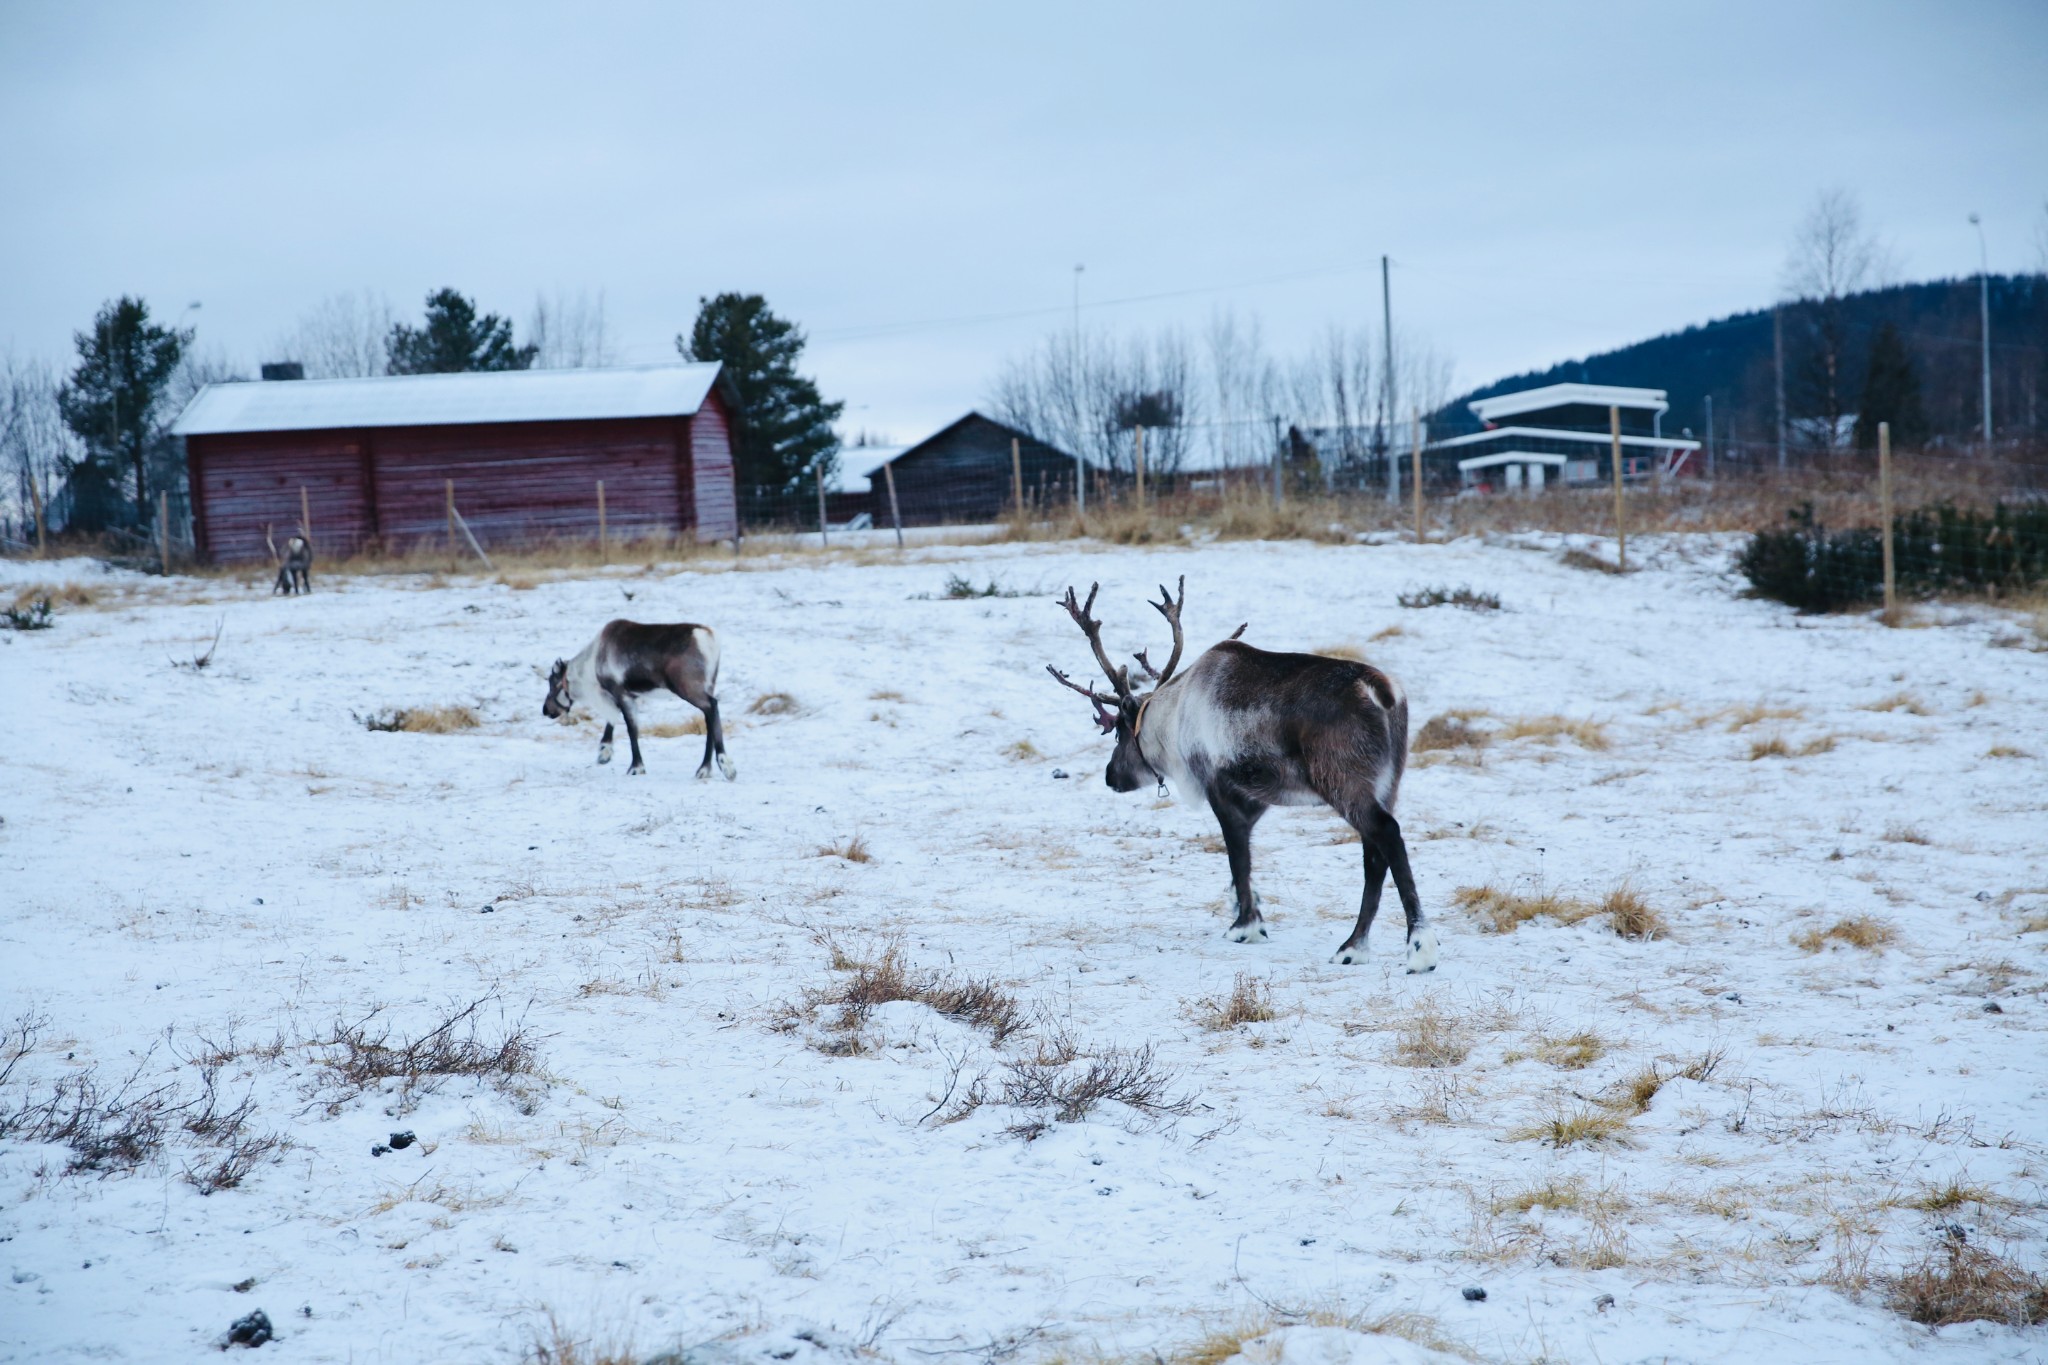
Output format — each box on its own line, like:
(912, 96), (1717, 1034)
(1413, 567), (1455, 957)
(1073, 263), (1086, 515)
(1970, 213), (1992, 446)
(1381, 255), (1397, 503)
(1704, 394), (1715, 480)
(1772, 304), (1787, 473)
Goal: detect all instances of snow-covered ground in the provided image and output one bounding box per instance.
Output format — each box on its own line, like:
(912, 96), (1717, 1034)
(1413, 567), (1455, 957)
(2, 536), (2044, 1364)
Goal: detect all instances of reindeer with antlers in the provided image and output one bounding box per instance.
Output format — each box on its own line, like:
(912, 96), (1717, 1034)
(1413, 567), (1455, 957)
(1048, 578), (1437, 972)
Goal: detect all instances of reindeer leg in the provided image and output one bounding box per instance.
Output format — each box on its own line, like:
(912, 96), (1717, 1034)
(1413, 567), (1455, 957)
(704, 696), (735, 780)
(1363, 805), (1436, 973)
(606, 686), (646, 775)
(1331, 840), (1389, 966)
(1207, 784), (1268, 944)
(597, 723), (614, 766)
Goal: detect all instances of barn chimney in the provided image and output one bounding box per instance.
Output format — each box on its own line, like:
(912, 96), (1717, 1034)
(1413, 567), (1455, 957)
(260, 362), (305, 381)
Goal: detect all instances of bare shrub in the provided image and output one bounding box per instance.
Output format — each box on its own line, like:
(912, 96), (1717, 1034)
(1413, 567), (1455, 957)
(320, 995), (537, 1108)
(1884, 1237), (2048, 1327)
(804, 944), (1023, 1043)
(998, 1042), (1195, 1127)
(1793, 916), (1898, 953)
(1190, 974), (1276, 1030)
(1398, 584), (1500, 611)
(0, 1022), (285, 1185)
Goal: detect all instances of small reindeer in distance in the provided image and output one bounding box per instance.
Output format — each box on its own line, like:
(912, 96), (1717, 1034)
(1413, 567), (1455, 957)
(266, 527), (312, 596)
(1048, 577), (1437, 971)
(542, 619), (735, 780)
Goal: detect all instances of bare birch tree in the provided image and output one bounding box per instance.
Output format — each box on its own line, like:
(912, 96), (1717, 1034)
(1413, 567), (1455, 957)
(272, 291), (394, 378)
(0, 353), (75, 543)
(529, 289), (615, 369)
(1781, 189), (1893, 449)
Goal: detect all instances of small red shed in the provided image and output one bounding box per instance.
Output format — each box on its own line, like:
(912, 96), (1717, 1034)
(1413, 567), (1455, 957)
(172, 363), (741, 563)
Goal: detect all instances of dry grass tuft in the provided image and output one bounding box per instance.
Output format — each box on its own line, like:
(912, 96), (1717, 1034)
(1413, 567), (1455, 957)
(1513, 1104), (1632, 1148)
(1721, 702), (1805, 731)
(1882, 821), (1932, 845)
(1503, 1030), (1609, 1070)
(1602, 884), (1667, 940)
(1883, 1238), (2048, 1327)
(816, 833), (873, 863)
(1453, 884), (1598, 934)
(1496, 714), (1610, 749)
(747, 691), (800, 716)
(1191, 974), (1277, 1030)
(1561, 547), (1626, 575)
(523, 1311), (641, 1365)
(1863, 691), (1932, 716)
(1798, 734), (1839, 756)
(642, 716), (705, 738)
(1793, 915), (1899, 954)
(1003, 739), (1042, 761)
(1748, 733), (1791, 760)
(1368, 624), (1404, 641)
(1390, 1002), (1472, 1068)
(1909, 1181), (2001, 1212)
(1986, 744), (2033, 759)
(9, 582), (96, 611)
(1413, 713), (1490, 753)
(358, 704), (481, 734)
(1314, 643), (1366, 661)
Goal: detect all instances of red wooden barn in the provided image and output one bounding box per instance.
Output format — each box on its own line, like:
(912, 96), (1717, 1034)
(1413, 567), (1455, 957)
(171, 363), (741, 563)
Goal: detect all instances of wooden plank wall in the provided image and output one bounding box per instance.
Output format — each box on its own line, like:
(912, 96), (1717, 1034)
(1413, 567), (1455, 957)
(368, 418), (678, 548)
(188, 408), (744, 563)
(189, 432), (373, 562)
(689, 391), (739, 541)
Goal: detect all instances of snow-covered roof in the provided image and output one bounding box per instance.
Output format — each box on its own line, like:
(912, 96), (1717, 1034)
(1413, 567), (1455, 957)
(1428, 425), (1700, 452)
(828, 444), (912, 495)
(1468, 382), (1670, 424)
(171, 363), (723, 436)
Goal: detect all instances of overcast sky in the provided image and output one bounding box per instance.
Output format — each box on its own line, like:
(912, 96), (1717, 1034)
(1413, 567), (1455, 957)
(3, 1), (2044, 438)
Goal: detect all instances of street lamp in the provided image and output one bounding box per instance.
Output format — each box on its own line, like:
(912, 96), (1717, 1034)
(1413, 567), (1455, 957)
(1969, 214), (1990, 446)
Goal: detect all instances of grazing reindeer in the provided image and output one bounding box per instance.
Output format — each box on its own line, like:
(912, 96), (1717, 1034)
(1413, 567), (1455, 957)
(266, 528), (312, 595)
(542, 620), (735, 780)
(1048, 578), (1437, 972)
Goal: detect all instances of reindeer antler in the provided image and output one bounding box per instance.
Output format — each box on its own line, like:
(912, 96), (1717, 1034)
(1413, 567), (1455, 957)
(1145, 575), (1187, 684)
(1055, 583), (1134, 702)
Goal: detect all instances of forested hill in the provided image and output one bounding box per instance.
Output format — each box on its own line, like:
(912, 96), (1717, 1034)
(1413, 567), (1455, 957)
(1441, 275), (2047, 447)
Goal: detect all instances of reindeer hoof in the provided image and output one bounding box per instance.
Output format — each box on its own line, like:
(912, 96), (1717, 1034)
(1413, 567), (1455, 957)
(1330, 945), (1365, 966)
(719, 756), (738, 781)
(1405, 926), (1441, 974)
(628, 763), (646, 776)
(694, 764), (712, 781)
(597, 745), (613, 765)
(1225, 921), (1269, 944)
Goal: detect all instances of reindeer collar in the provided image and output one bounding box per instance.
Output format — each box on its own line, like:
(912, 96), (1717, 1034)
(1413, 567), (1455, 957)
(1132, 692), (1168, 795)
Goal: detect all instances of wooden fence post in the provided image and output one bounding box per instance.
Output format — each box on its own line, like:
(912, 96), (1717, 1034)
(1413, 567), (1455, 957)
(299, 485), (312, 546)
(1134, 426), (1146, 510)
(27, 473), (45, 558)
(158, 490), (171, 573)
(1879, 421), (1896, 624)
(1010, 437), (1024, 516)
(596, 480), (608, 564)
(1412, 411), (1424, 545)
(446, 478), (456, 569)
(1610, 405), (1626, 572)
(816, 465), (828, 549)
(882, 461), (904, 550)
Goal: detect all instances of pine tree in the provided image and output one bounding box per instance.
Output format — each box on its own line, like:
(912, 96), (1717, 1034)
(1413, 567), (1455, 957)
(56, 296), (190, 530)
(1853, 321), (1927, 450)
(679, 293), (842, 520)
(387, 289), (537, 374)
